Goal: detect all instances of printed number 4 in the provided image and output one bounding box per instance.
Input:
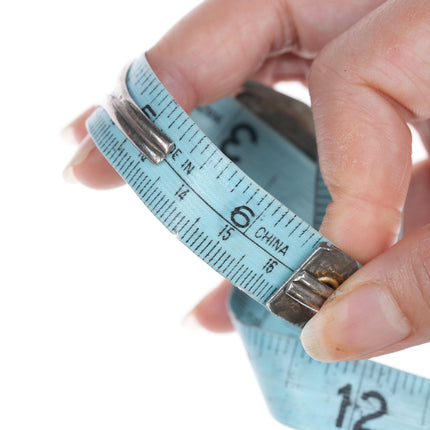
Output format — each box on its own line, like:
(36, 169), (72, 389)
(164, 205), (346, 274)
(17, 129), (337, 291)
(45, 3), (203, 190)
(336, 384), (387, 429)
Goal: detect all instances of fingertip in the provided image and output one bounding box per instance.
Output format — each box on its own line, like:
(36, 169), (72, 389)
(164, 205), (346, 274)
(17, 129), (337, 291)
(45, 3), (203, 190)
(63, 135), (125, 189)
(320, 197), (402, 263)
(61, 106), (98, 145)
(182, 311), (204, 330)
(301, 281), (411, 362)
(302, 226), (430, 362)
(182, 281), (234, 333)
(63, 164), (78, 184)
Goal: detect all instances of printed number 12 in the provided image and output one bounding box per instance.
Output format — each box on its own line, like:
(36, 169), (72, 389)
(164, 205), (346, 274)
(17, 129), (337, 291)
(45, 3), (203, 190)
(336, 384), (387, 429)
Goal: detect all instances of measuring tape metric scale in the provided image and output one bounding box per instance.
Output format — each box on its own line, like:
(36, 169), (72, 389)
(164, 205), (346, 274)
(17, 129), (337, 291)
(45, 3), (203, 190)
(86, 53), (430, 430)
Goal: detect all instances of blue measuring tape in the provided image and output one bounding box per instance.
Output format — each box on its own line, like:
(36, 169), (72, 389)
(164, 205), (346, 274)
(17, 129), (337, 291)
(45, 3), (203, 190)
(86, 53), (430, 430)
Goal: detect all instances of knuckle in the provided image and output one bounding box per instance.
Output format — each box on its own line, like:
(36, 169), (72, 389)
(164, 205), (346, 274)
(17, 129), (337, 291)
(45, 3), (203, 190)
(308, 43), (357, 112)
(269, 0), (300, 53)
(377, 43), (430, 119)
(308, 36), (355, 85)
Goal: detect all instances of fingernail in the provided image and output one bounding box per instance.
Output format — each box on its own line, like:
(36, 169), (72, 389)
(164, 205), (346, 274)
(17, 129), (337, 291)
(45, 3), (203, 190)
(182, 311), (203, 330)
(301, 284), (411, 362)
(60, 124), (78, 145)
(60, 106), (96, 145)
(63, 137), (96, 184)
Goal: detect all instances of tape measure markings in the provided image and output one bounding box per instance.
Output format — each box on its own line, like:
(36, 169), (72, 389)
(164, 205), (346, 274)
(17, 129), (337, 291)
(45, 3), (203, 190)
(162, 157), (294, 269)
(87, 54), (430, 430)
(90, 97), (325, 304)
(233, 287), (430, 429)
(90, 111), (274, 302)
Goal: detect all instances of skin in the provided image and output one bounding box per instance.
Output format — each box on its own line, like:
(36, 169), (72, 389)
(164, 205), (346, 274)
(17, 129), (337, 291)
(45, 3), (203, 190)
(63, 0), (430, 362)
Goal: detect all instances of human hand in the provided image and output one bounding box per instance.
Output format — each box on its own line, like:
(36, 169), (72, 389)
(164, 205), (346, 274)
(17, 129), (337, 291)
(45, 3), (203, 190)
(63, 0), (430, 362)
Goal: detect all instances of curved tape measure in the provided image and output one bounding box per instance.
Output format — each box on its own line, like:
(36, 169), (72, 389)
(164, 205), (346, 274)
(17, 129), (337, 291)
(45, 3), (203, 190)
(86, 54), (430, 430)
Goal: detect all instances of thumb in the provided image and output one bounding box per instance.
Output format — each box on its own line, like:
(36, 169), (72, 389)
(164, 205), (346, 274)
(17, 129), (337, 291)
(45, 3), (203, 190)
(301, 225), (430, 362)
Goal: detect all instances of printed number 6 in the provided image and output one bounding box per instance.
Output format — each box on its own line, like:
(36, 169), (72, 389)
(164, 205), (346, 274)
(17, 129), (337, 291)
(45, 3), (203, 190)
(230, 206), (255, 229)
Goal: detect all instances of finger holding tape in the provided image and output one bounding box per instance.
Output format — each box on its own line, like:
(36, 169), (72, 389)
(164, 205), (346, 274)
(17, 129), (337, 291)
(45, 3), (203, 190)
(62, 109), (126, 189)
(301, 225), (430, 362)
(64, 135), (124, 188)
(191, 158), (430, 334)
(65, 0), (385, 187)
(308, 0), (430, 264)
(304, 0), (430, 359)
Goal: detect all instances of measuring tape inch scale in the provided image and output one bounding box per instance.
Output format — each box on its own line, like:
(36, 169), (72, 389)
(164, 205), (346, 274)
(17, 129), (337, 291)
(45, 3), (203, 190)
(86, 53), (430, 430)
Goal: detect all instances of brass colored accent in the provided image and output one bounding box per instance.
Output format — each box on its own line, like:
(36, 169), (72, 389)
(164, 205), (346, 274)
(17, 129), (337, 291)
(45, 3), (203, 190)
(317, 275), (340, 290)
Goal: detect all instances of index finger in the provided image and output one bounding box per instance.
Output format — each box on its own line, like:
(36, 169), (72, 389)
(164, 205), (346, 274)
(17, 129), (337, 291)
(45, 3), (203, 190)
(309, 0), (430, 263)
(147, 0), (385, 112)
(68, 0), (385, 187)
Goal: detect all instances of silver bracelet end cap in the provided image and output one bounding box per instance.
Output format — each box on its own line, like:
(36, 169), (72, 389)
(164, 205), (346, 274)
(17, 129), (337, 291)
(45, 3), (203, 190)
(266, 243), (360, 324)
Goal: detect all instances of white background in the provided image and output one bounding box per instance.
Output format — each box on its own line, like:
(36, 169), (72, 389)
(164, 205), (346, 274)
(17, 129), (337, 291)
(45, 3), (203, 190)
(0, 1), (429, 429)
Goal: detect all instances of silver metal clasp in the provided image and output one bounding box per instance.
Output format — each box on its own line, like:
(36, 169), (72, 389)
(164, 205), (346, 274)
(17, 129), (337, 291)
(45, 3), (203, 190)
(103, 62), (174, 164)
(267, 243), (360, 324)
